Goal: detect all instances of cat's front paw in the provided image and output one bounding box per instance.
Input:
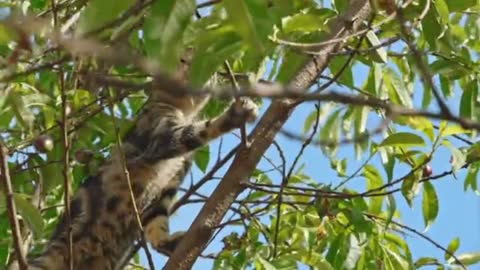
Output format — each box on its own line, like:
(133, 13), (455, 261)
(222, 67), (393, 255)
(228, 98), (258, 125)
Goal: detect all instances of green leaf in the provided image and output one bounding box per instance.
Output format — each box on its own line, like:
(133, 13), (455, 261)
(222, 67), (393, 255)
(344, 235), (362, 269)
(429, 59), (469, 80)
(13, 193), (44, 237)
(143, 0), (196, 74)
(466, 143), (480, 163)
(445, 0), (476, 12)
(364, 165), (384, 214)
(385, 194), (396, 229)
(421, 5), (443, 49)
(77, 0), (136, 34)
(189, 26), (242, 87)
(194, 145), (210, 173)
(442, 140), (466, 171)
(281, 9), (334, 33)
(384, 68), (413, 107)
(366, 30), (388, 63)
(440, 123), (471, 137)
(414, 257), (439, 268)
(459, 79), (477, 119)
(329, 55), (354, 87)
(353, 107), (369, 159)
(451, 252), (480, 266)
(319, 110), (342, 156)
(7, 87), (35, 132)
(255, 256), (277, 270)
(303, 109), (318, 134)
(401, 173), (420, 207)
(445, 237), (460, 261)
(435, 0), (450, 23)
(464, 163), (479, 192)
(422, 181), (439, 231)
(276, 50), (308, 84)
(379, 132), (425, 147)
(224, 0), (263, 54)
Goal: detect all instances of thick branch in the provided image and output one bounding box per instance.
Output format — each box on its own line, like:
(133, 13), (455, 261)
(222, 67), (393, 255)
(163, 1), (372, 269)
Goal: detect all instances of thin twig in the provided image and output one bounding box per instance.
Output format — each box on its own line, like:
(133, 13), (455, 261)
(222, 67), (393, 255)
(107, 92), (156, 270)
(270, 140), (287, 258)
(0, 143), (27, 270)
(272, 104), (320, 257)
(51, 0), (74, 267)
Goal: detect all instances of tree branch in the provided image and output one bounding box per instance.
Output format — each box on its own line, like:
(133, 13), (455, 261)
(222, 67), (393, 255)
(0, 143), (27, 270)
(163, 1), (372, 268)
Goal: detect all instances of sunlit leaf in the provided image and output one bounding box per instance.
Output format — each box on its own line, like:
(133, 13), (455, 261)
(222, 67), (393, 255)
(445, 237), (460, 261)
(194, 145), (209, 173)
(366, 30), (387, 63)
(422, 181), (439, 231)
(78, 0), (136, 34)
(224, 0), (263, 54)
(379, 132), (425, 147)
(13, 193), (44, 237)
(450, 252), (480, 266)
(143, 0), (196, 74)
(414, 257), (439, 268)
(364, 165), (384, 214)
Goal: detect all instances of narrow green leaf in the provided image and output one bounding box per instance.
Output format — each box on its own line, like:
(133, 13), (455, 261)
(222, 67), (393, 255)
(329, 56), (354, 88)
(366, 30), (387, 63)
(445, 237), (460, 261)
(464, 163), (479, 192)
(385, 68), (413, 107)
(435, 0), (450, 23)
(281, 9), (334, 33)
(344, 235), (362, 269)
(414, 257), (439, 268)
(421, 7), (443, 49)
(303, 109), (318, 134)
(385, 194), (396, 229)
(430, 59), (469, 80)
(189, 27), (242, 87)
(13, 193), (44, 237)
(276, 51), (308, 84)
(364, 165), (384, 214)
(319, 110), (342, 157)
(224, 0), (263, 54)
(439, 75), (453, 97)
(441, 124), (471, 137)
(459, 80), (477, 119)
(256, 256), (277, 270)
(77, 0), (136, 34)
(445, 0), (476, 12)
(143, 0), (196, 74)
(194, 145), (210, 173)
(442, 140), (466, 171)
(379, 132), (425, 147)
(401, 173), (420, 207)
(466, 143), (480, 163)
(451, 252), (480, 266)
(7, 87), (35, 131)
(422, 181), (439, 231)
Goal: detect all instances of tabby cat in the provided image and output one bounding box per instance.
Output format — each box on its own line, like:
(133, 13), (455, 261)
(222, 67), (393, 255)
(26, 60), (258, 269)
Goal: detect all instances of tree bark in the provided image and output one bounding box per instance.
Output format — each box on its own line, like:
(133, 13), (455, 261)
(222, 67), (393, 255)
(163, 1), (372, 269)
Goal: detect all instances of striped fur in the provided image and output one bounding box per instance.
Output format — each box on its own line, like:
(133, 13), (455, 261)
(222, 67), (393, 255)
(27, 91), (258, 269)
